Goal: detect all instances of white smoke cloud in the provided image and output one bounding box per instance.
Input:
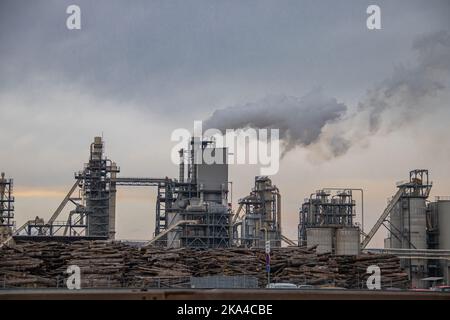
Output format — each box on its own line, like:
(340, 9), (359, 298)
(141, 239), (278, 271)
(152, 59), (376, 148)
(360, 30), (450, 133)
(204, 30), (450, 160)
(204, 89), (348, 157)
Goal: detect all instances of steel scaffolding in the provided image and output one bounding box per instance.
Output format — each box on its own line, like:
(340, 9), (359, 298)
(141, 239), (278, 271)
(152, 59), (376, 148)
(0, 173), (14, 238)
(298, 189), (356, 246)
(233, 176), (281, 248)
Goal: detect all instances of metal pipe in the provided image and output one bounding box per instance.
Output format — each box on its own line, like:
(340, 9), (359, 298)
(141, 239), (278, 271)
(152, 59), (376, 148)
(275, 188), (281, 235)
(179, 149), (184, 183)
(323, 188), (364, 235)
(261, 227), (270, 286)
(109, 162), (118, 240)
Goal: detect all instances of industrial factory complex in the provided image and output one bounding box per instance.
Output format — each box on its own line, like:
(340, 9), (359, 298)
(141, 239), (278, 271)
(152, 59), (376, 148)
(1, 136), (450, 293)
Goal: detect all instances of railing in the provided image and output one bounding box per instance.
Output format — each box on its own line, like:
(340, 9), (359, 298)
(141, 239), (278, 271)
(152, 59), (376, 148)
(364, 248), (450, 260)
(435, 196), (450, 201)
(396, 180), (409, 187)
(0, 275), (263, 290)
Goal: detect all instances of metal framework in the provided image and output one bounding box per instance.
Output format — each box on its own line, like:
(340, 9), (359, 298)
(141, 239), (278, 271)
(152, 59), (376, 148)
(298, 189), (356, 246)
(363, 169), (432, 249)
(74, 137), (120, 238)
(178, 203), (231, 248)
(233, 176), (281, 248)
(9, 136), (232, 249)
(361, 170), (433, 288)
(0, 172), (14, 229)
(17, 137), (119, 239)
(111, 177), (178, 241)
(20, 180), (89, 237)
(160, 140), (231, 249)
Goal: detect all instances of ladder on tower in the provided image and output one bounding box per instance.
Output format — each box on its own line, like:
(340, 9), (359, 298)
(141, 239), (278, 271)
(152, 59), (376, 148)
(361, 186), (406, 249)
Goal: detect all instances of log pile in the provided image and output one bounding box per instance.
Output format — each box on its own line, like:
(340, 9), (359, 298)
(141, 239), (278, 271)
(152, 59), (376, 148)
(0, 241), (409, 289)
(0, 245), (54, 287)
(58, 241), (130, 288)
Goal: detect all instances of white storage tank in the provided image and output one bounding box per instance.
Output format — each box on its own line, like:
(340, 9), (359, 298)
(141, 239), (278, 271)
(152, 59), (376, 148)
(388, 198), (427, 250)
(408, 198), (428, 250)
(336, 227), (361, 256)
(438, 199), (450, 250)
(307, 227), (333, 254)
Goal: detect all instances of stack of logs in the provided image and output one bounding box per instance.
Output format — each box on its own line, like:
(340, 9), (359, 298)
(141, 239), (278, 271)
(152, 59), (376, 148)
(0, 241), (409, 289)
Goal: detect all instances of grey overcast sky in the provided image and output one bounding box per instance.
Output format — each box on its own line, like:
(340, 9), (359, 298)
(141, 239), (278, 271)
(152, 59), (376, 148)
(0, 0), (449, 246)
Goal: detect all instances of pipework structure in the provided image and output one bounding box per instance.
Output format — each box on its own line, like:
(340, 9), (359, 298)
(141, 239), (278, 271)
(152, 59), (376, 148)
(155, 138), (231, 248)
(299, 189), (360, 255)
(232, 176), (281, 248)
(0, 172), (14, 241)
(383, 169), (432, 288)
(14, 137), (120, 239)
(385, 170), (432, 250)
(9, 135), (231, 249)
(75, 137), (120, 238)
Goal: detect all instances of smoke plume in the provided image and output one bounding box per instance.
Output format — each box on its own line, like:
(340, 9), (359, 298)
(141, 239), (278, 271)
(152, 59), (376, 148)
(204, 90), (348, 157)
(360, 30), (450, 134)
(204, 31), (450, 159)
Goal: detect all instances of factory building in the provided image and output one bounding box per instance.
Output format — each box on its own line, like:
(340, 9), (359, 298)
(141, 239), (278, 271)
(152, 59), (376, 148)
(160, 138), (231, 248)
(232, 176), (282, 248)
(3, 136), (231, 248)
(3, 136), (450, 289)
(298, 189), (361, 255)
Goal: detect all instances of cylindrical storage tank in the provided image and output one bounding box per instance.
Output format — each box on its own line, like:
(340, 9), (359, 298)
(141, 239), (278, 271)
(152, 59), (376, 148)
(336, 227), (361, 256)
(406, 198), (428, 289)
(306, 227), (333, 254)
(438, 200), (450, 250)
(407, 198), (427, 249)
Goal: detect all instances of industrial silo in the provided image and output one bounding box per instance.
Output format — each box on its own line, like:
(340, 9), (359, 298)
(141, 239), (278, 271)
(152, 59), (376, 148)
(387, 170), (431, 288)
(387, 200), (402, 249)
(336, 227), (361, 256)
(408, 197), (428, 249)
(388, 197), (427, 250)
(437, 199), (450, 285)
(401, 195), (428, 288)
(437, 199), (450, 250)
(306, 227), (333, 254)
